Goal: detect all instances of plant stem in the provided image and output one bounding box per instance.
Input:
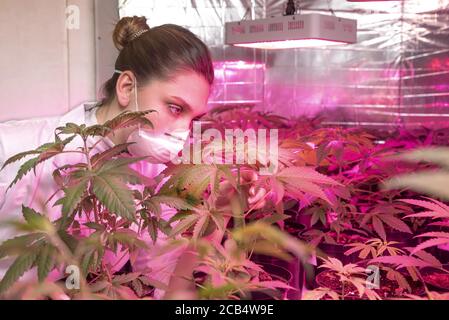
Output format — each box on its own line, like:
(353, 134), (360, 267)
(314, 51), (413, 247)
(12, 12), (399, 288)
(82, 138), (93, 171)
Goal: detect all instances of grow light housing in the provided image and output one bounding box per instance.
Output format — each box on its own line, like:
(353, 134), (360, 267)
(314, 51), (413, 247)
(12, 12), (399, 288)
(225, 13), (357, 50)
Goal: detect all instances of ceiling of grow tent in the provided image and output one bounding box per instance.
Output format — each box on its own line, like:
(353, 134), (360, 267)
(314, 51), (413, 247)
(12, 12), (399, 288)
(119, 0), (449, 129)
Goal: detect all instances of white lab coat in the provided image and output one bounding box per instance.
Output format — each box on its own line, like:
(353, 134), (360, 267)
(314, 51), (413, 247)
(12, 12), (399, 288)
(0, 103), (185, 297)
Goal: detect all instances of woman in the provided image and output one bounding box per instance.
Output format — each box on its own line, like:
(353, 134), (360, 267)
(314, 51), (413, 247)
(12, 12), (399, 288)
(0, 16), (214, 297)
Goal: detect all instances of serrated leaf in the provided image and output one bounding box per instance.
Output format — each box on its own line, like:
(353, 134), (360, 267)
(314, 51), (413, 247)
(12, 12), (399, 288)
(148, 217), (158, 244)
(91, 143), (134, 169)
(158, 219), (172, 236)
(372, 216), (386, 241)
(0, 233), (44, 259)
(169, 214), (200, 237)
(146, 196), (194, 218)
(110, 229), (148, 250)
(112, 272), (141, 285)
(277, 166), (341, 186)
(22, 206), (53, 233)
(7, 157), (40, 189)
(413, 250), (442, 266)
(56, 122), (83, 135)
(412, 238), (449, 254)
(37, 245), (55, 282)
(89, 280), (110, 293)
(84, 125), (111, 137)
(1, 150), (40, 171)
(97, 157), (148, 174)
(131, 279), (143, 297)
(81, 250), (96, 276)
(379, 214), (412, 234)
(62, 178), (88, 217)
(92, 175), (136, 221)
(370, 255), (433, 269)
(138, 276), (168, 291)
(0, 252), (37, 294)
(193, 215), (210, 240)
(104, 111), (155, 132)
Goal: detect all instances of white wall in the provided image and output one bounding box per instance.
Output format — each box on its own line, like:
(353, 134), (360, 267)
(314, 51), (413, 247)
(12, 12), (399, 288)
(0, 0), (119, 122)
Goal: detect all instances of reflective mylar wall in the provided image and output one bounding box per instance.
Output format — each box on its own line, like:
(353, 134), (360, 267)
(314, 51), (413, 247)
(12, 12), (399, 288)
(119, 0), (449, 129)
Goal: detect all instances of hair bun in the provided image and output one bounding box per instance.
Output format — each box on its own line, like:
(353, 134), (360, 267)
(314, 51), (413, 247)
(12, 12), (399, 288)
(113, 16), (150, 50)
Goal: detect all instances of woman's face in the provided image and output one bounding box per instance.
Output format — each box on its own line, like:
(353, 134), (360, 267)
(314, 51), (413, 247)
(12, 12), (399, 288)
(117, 70), (211, 134)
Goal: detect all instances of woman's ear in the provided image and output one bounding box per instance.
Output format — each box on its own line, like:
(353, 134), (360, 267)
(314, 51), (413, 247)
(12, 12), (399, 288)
(115, 71), (136, 109)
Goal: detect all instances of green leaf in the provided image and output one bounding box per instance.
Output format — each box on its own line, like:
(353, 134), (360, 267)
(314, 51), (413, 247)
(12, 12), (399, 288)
(84, 125), (111, 137)
(260, 213), (291, 226)
(57, 229), (78, 252)
(110, 229), (148, 250)
(113, 272), (141, 285)
(7, 157), (40, 189)
(148, 217), (158, 244)
(97, 157), (148, 173)
(22, 206), (54, 233)
(92, 174), (136, 221)
(37, 245), (55, 282)
(277, 166), (341, 186)
(158, 219), (172, 236)
(159, 164), (216, 196)
(169, 214), (200, 237)
(0, 233), (44, 259)
(168, 211), (191, 224)
(0, 252), (38, 294)
(104, 111), (155, 132)
(145, 195), (194, 218)
(81, 250), (96, 276)
(1, 150), (40, 171)
(91, 143), (134, 169)
(83, 222), (106, 231)
(56, 122), (83, 135)
(193, 215), (210, 240)
(62, 178), (88, 217)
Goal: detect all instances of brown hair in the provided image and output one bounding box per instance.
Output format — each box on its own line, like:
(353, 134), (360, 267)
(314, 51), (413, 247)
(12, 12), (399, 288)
(100, 16), (214, 106)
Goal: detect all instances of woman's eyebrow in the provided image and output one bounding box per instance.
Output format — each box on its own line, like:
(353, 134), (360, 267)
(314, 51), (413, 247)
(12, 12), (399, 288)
(170, 96), (192, 111)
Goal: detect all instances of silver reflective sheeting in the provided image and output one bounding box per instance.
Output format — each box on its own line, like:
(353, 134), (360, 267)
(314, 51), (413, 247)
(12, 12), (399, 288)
(119, 0), (449, 128)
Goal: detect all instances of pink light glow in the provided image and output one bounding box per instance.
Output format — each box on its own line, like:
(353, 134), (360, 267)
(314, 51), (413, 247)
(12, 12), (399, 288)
(213, 60), (266, 70)
(234, 39), (351, 50)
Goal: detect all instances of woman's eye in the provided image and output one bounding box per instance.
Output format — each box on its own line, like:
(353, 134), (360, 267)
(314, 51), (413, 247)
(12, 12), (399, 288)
(168, 104), (183, 116)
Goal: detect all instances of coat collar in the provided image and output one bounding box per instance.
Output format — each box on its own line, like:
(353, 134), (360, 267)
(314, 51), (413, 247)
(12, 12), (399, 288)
(57, 102), (98, 127)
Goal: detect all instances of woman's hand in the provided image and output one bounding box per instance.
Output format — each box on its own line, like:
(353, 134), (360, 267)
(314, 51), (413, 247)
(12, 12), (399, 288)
(216, 169), (268, 210)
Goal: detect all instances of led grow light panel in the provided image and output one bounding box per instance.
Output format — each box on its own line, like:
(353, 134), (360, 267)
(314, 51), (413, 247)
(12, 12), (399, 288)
(225, 13), (357, 49)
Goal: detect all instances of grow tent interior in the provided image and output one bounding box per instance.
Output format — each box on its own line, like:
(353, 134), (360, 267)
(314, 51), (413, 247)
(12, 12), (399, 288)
(120, 0), (449, 131)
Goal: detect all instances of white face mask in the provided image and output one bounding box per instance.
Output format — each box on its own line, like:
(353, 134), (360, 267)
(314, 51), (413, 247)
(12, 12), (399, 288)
(115, 70), (190, 164)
